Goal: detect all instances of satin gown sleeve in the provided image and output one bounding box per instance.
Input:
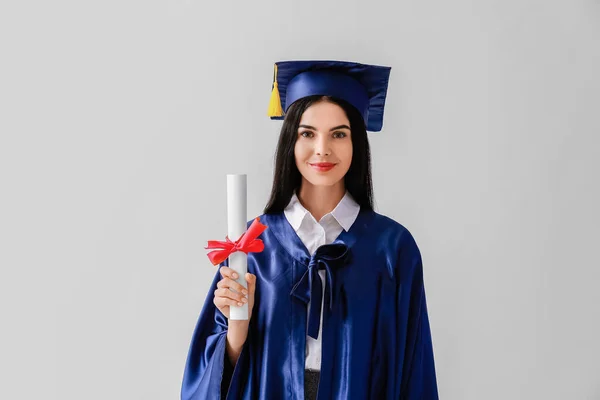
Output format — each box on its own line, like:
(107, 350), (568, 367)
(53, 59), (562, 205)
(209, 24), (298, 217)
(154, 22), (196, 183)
(180, 261), (251, 400)
(397, 231), (439, 400)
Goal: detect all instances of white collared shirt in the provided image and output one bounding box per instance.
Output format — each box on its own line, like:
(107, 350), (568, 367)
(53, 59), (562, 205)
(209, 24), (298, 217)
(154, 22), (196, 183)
(283, 190), (361, 371)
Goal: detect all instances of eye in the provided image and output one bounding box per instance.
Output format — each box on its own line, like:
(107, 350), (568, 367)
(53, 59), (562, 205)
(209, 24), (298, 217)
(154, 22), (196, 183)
(333, 131), (347, 138)
(300, 131), (314, 138)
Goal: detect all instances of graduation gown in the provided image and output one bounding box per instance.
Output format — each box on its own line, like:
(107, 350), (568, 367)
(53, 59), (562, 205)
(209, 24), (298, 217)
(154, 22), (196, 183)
(181, 209), (439, 399)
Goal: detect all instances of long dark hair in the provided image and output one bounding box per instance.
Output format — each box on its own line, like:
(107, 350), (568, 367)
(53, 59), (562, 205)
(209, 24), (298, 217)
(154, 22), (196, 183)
(263, 95), (374, 214)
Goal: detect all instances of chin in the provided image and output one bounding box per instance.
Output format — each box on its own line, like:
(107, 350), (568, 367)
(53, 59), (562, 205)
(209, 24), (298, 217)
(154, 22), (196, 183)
(304, 175), (344, 187)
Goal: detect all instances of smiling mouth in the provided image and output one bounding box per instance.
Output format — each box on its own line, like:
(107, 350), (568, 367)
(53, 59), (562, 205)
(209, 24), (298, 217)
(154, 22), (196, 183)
(309, 163), (336, 171)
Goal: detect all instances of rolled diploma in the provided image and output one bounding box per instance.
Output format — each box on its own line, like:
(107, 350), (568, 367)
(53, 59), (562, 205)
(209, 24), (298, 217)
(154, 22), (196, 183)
(227, 174), (248, 320)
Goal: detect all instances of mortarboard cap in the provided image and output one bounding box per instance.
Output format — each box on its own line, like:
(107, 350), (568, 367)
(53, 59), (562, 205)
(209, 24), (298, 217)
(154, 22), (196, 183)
(267, 60), (391, 132)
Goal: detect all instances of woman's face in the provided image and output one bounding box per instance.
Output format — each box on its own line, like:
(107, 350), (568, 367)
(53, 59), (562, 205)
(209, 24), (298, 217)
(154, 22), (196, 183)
(294, 100), (353, 188)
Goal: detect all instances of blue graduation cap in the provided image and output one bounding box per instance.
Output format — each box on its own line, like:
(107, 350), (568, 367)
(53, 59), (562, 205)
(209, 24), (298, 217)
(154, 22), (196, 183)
(267, 60), (392, 132)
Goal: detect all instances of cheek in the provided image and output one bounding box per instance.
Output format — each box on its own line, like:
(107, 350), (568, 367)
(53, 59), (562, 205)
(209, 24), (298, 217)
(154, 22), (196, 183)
(294, 141), (307, 166)
(340, 142), (353, 166)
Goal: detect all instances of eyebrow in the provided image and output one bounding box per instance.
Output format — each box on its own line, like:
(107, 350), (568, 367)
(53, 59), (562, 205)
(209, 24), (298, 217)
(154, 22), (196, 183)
(298, 124), (351, 131)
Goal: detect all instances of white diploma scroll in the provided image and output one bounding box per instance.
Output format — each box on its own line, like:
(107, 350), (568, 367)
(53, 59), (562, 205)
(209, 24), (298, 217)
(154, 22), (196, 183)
(227, 174), (248, 320)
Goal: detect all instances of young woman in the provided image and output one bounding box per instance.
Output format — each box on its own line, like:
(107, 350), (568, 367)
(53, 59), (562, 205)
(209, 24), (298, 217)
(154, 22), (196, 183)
(181, 61), (439, 400)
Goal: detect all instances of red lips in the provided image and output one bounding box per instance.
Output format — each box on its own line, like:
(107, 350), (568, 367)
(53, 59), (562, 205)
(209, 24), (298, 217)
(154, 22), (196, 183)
(309, 162), (336, 172)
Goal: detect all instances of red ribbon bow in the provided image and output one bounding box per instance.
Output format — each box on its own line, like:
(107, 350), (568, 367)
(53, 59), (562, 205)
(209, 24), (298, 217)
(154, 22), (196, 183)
(205, 217), (268, 266)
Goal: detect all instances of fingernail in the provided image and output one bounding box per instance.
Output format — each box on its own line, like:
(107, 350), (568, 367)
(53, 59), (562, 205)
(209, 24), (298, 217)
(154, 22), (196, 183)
(241, 297), (247, 303)
(237, 302), (243, 306)
(232, 273), (238, 279)
(242, 289), (248, 295)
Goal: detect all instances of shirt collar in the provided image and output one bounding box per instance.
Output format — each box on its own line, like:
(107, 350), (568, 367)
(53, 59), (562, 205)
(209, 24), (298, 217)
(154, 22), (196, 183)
(283, 190), (361, 232)
(330, 191), (361, 231)
(283, 193), (307, 231)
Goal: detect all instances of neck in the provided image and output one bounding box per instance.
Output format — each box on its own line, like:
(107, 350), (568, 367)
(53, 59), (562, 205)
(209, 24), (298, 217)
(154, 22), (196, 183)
(296, 179), (346, 222)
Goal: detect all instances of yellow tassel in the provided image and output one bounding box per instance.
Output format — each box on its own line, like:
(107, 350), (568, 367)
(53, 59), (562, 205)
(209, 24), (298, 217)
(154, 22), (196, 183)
(267, 64), (284, 117)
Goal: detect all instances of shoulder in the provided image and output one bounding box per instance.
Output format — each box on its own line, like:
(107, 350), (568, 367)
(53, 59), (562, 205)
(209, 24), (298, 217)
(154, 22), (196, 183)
(369, 210), (419, 248)
(368, 211), (423, 282)
(246, 213), (281, 231)
(246, 214), (271, 229)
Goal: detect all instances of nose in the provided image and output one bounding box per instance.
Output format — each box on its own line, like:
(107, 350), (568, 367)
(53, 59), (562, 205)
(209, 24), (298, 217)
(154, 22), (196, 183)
(315, 135), (331, 156)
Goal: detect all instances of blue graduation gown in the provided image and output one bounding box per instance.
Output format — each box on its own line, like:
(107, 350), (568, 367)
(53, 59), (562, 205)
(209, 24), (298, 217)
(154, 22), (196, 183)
(181, 209), (439, 399)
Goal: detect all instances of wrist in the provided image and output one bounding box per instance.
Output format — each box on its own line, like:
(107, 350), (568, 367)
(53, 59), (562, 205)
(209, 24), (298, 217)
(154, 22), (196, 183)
(227, 320), (249, 348)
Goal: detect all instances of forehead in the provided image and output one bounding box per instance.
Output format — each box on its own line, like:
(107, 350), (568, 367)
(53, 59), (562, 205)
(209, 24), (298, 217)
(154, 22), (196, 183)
(299, 101), (350, 127)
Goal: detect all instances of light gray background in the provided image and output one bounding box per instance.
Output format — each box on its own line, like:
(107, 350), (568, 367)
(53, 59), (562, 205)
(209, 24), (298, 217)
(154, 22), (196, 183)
(1, 0), (599, 399)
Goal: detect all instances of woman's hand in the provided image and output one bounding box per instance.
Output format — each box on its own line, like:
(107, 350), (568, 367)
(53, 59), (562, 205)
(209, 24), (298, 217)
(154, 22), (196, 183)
(214, 267), (257, 366)
(213, 266), (256, 322)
